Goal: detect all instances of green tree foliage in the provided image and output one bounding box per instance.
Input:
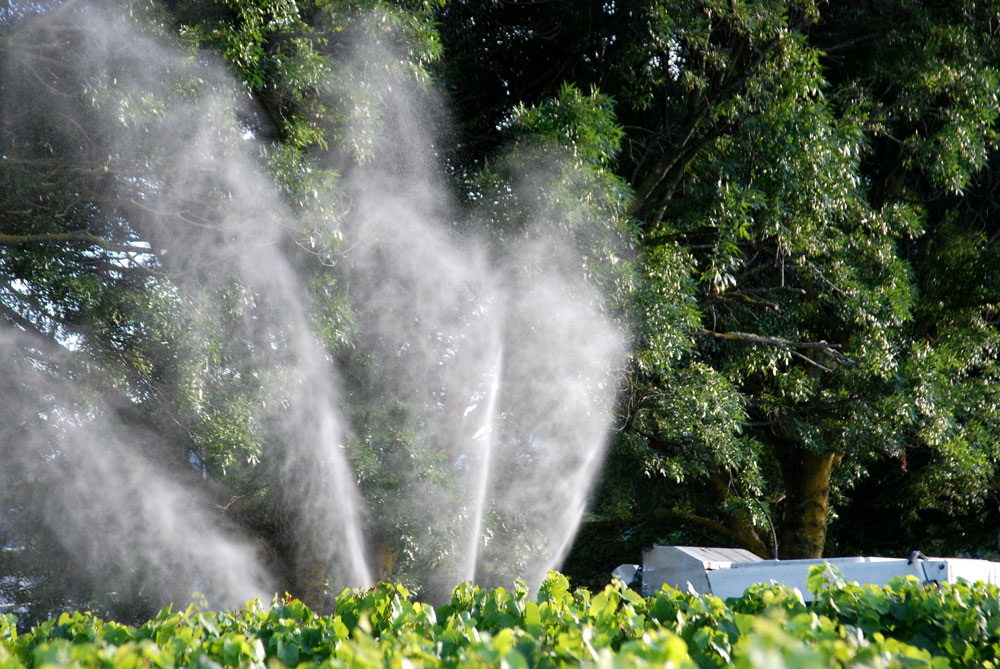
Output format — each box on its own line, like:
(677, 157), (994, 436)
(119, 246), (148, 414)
(435, 0), (1000, 565)
(0, 0), (446, 621)
(2, 0), (1000, 624)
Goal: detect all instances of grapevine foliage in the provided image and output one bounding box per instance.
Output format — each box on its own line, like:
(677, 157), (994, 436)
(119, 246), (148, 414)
(2, 567), (998, 667)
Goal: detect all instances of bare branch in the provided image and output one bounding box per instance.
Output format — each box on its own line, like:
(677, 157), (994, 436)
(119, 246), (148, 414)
(0, 230), (155, 262)
(693, 328), (854, 366)
(818, 31), (881, 54)
(789, 348), (833, 373)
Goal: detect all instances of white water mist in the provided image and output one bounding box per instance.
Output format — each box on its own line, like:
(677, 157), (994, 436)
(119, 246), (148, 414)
(463, 342), (504, 583)
(1, 2), (372, 609)
(334, 32), (628, 594)
(1, 1), (628, 610)
(0, 330), (274, 610)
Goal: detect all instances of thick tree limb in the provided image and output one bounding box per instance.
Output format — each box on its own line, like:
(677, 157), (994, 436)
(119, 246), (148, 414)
(693, 328), (854, 366)
(0, 230), (150, 258)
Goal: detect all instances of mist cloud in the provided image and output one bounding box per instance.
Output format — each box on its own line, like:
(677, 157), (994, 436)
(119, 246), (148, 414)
(1, 0), (628, 611)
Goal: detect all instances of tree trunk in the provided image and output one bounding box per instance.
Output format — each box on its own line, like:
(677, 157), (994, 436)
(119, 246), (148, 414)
(774, 444), (839, 558)
(704, 473), (770, 558)
(284, 521), (334, 611)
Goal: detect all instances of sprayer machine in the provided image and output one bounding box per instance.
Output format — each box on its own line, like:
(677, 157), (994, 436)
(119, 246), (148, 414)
(613, 545), (1000, 601)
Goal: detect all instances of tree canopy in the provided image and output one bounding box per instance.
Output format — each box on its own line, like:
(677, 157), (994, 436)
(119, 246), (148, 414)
(1, 0), (999, 623)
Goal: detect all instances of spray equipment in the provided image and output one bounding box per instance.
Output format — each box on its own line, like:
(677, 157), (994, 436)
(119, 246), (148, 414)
(615, 545), (1000, 601)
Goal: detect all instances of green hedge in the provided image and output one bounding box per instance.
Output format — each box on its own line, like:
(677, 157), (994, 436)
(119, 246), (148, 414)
(2, 567), (998, 667)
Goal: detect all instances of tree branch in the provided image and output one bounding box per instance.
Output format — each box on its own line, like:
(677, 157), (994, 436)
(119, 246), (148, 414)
(818, 31), (881, 54)
(693, 328), (854, 366)
(0, 230), (150, 258)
